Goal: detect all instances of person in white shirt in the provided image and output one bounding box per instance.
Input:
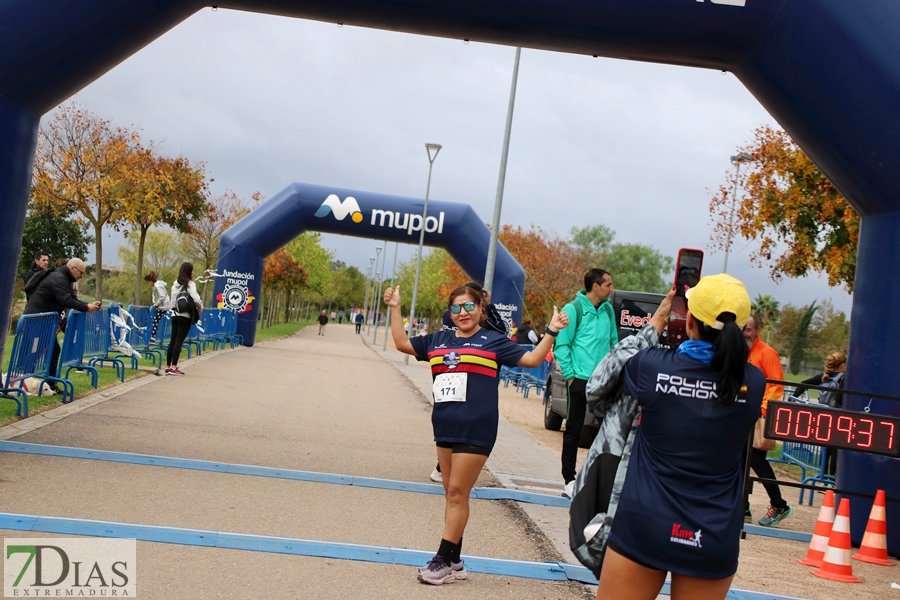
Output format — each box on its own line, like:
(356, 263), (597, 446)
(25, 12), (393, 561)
(144, 270), (170, 343)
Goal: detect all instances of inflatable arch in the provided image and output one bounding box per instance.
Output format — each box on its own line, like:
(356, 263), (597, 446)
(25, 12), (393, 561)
(213, 183), (526, 345)
(1, 0), (899, 552)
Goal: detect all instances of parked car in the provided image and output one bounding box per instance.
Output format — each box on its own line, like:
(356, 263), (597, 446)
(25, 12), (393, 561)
(543, 290), (667, 447)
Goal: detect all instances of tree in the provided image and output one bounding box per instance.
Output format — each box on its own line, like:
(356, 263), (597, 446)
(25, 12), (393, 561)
(31, 100), (144, 300)
(570, 225), (674, 294)
(806, 299), (850, 366)
(751, 294), (781, 331)
(18, 203), (92, 278)
(789, 302), (818, 375)
(285, 233), (334, 299)
(709, 125), (859, 291)
(117, 231), (183, 304)
(120, 153), (209, 304)
(182, 190), (260, 305)
(324, 265), (366, 309)
(396, 248), (456, 326)
(769, 303), (802, 357)
(261, 247), (308, 327)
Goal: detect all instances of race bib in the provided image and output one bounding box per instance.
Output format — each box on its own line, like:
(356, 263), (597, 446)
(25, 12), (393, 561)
(433, 372), (467, 403)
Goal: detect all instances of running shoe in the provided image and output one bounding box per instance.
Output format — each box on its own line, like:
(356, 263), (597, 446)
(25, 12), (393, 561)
(758, 505), (792, 527)
(418, 559), (465, 578)
(417, 555), (456, 585)
(744, 507), (753, 524)
(562, 480), (576, 500)
(171, 367), (185, 376)
(430, 468), (443, 483)
(164, 368), (176, 376)
(149, 337), (157, 344)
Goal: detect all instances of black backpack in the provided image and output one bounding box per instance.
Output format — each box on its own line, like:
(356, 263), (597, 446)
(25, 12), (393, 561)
(24, 268), (51, 299)
(175, 287), (199, 323)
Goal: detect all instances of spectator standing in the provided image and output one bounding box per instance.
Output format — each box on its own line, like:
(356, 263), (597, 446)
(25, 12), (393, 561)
(23, 251), (50, 300)
(743, 314), (791, 526)
(330, 310), (336, 323)
(338, 310), (344, 324)
(793, 352), (847, 476)
(554, 268), (617, 498)
(354, 311), (363, 334)
(318, 310), (329, 335)
(166, 262), (202, 376)
(591, 276), (764, 600)
(24, 258), (101, 390)
(144, 271), (169, 344)
(516, 319), (539, 345)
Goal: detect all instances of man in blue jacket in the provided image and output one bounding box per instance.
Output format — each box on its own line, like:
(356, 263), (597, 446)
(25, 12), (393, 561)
(554, 268), (617, 497)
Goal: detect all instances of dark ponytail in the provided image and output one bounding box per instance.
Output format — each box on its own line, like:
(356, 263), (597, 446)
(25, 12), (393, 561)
(696, 313), (748, 406)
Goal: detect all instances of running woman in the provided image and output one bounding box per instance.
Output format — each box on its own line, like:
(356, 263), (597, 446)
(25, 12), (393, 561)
(594, 274), (765, 600)
(385, 283), (567, 585)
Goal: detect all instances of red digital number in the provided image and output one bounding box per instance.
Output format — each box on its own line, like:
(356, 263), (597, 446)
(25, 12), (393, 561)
(794, 410), (813, 439)
(814, 413), (833, 443)
(857, 418), (874, 448)
(836, 416), (854, 444)
(774, 407), (792, 436)
(880, 421), (896, 450)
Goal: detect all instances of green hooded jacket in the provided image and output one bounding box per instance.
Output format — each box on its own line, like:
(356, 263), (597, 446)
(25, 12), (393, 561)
(553, 290), (618, 381)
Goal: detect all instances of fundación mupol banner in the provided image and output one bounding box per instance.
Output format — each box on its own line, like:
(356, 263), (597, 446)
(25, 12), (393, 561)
(4, 538), (136, 597)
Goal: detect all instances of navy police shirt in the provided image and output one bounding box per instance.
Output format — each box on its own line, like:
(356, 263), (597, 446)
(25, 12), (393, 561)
(411, 328), (527, 449)
(607, 347), (765, 578)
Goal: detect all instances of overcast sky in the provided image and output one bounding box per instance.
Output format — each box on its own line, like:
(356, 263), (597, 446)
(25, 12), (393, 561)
(73, 7), (852, 314)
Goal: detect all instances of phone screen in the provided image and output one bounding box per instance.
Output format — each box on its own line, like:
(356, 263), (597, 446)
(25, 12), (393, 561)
(675, 249), (704, 290)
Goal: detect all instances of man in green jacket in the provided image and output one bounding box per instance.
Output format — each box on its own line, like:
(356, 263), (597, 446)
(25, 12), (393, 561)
(554, 268), (617, 497)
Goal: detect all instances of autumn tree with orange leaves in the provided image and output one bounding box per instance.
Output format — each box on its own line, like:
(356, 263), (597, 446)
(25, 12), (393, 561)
(709, 125), (859, 291)
(121, 154), (210, 304)
(261, 247), (308, 327)
(31, 101), (144, 300)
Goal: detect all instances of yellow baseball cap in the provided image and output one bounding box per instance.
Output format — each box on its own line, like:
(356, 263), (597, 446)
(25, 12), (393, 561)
(685, 273), (751, 329)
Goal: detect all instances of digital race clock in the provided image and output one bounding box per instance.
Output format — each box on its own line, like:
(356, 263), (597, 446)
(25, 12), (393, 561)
(764, 401), (900, 457)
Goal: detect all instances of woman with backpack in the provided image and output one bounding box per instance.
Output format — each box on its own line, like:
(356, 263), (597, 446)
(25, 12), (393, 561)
(792, 352), (846, 408)
(144, 270), (169, 344)
(166, 262), (202, 376)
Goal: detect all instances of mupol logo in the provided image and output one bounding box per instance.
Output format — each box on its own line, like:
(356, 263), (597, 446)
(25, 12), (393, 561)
(315, 194), (364, 223)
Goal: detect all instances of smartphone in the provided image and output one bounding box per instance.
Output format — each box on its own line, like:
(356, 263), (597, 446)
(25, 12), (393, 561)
(668, 248), (704, 347)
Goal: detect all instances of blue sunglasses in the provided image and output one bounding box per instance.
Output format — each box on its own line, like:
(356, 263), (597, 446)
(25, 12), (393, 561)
(449, 301), (478, 314)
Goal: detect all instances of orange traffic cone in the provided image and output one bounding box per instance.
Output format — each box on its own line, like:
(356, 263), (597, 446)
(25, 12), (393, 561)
(852, 489), (895, 566)
(799, 490), (835, 567)
(811, 498), (862, 583)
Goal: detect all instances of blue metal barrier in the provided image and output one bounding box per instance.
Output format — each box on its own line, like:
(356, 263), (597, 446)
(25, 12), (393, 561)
(58, 310), (98, 389)
(1, 312), (71, 414)
(522, 360), (552, 398)
(82, 309), (125, 382)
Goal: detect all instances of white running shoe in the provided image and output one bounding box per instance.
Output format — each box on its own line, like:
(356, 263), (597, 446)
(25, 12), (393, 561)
(562, 480), (576, 499)
(430, 468), (443, 483)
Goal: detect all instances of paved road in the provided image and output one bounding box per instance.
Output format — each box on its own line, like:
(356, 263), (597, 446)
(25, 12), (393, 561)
(0, 323), (589, 599)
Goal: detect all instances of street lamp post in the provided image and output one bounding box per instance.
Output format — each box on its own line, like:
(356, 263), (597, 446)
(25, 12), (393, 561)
(484, 46), (521, 292)
(368, 245), (383, 336)
(405, 142), (442, 365)
(723, 152), (754, 273)
(361, 257), (375, 333)
(382, 241), (399, 351)
(373, 240), (389, 344)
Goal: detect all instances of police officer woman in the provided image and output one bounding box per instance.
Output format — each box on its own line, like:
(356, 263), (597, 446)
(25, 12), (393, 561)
(385, 283), (567, 585)
(595, 274), (765, 600)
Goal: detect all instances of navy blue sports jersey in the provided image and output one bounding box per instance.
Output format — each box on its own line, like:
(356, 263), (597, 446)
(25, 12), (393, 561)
(410, 328), (527, 448)
(607, 347), (765, 579)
